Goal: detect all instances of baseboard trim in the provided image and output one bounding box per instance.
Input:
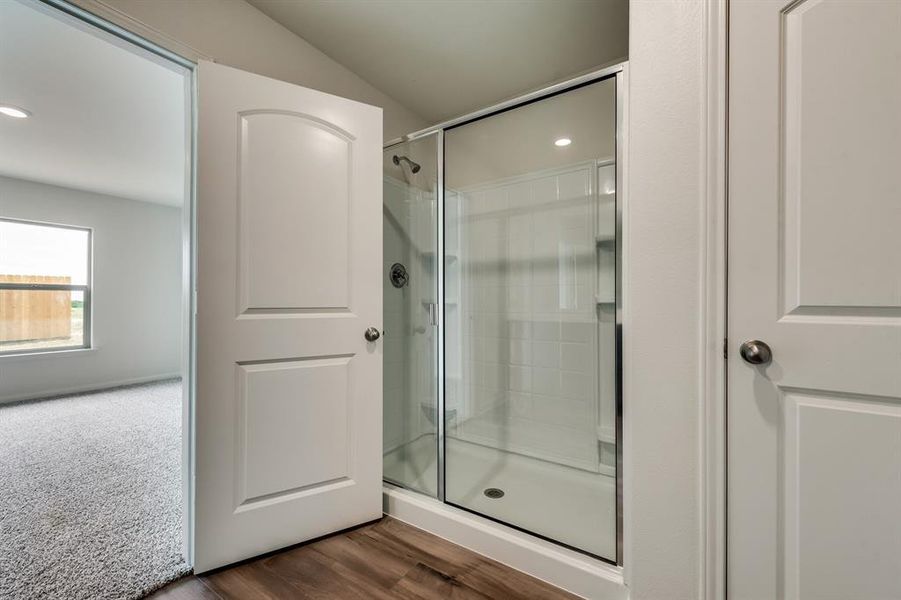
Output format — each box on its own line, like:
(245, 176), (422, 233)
(0, 373), (182, 405)
(383, 484), (627, 600)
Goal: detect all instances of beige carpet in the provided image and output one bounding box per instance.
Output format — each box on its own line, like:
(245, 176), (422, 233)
(0, 380), (189, 600)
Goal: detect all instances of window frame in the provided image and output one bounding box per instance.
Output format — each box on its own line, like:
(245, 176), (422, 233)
(0, 217), (93, 357)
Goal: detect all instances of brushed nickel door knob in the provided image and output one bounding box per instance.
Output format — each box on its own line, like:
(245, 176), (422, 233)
(364, 327), (381, 342)
(739, 340), (772, 365)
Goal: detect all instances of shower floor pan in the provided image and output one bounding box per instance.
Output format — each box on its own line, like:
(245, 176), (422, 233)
(384, 434), (615, 559)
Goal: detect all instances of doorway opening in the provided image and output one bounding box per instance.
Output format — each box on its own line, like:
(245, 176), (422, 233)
(0, 1), (194, 597)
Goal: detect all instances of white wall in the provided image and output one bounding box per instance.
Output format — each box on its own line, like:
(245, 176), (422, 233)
(449, 163), (615, 474)
(75, 0), (428, 141)
(0, 176), (182, 403)
(624, 0), (711, 598)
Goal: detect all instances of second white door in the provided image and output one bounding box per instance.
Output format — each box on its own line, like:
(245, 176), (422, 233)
(729, 1), (901, 598)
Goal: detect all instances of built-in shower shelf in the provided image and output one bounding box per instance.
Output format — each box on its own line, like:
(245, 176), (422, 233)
(595, 295), (615, 305)
(596, 426), (616, 445)
(422, 251), (458, 264)
(421, 299), (459, 307)
(595, 235), (615, 246)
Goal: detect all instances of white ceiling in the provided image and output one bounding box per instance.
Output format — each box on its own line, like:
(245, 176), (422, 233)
(445, 77), (616, 188)
(0, 0), (188, 206)
(247, 0), (628, 127)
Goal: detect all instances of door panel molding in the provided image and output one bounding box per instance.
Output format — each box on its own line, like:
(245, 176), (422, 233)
(236, 110), (355, 314)
(779, 0), (901, 315)
(781, 387), (901, 599)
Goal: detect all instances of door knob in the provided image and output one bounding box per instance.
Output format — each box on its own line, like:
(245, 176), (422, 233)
(739, 340), (772, 365)
(364, 327), (381, 342)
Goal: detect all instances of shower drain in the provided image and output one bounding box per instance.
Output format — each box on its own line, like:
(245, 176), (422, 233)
(483, 488), (505, 499)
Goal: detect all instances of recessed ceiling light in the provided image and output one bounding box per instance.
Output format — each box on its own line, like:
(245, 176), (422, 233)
(0, 105), (31, 119)
(554, 138), (571, 147)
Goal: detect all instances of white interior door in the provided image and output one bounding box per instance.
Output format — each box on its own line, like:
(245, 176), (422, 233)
(194, 61), (382, 573)
(729, 2), (901, 598)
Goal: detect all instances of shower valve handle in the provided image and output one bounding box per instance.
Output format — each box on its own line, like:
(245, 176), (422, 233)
(364, 327), (381, 342)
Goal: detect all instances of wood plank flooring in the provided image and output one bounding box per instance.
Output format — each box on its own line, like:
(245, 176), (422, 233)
(148, 517), (579, 600)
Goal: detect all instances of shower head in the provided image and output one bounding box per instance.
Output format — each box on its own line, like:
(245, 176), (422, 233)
(392, 154), (421, 174)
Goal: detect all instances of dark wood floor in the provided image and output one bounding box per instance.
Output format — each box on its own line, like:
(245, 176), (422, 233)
(148, 517), (579, 599)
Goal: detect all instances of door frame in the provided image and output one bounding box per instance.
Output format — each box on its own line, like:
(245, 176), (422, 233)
(703, 1), (729, 599)
(38, 0), (202, 567)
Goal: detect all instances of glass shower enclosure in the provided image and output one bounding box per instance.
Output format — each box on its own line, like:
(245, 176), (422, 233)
(382, 133), (440, 497)
(383, 69), (622, 564)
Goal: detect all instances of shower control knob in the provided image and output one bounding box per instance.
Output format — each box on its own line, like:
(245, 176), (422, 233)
(739, 339), (772, 365)
(364, 327), (381, 342)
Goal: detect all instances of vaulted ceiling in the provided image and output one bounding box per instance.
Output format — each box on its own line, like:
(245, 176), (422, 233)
(247, 0), (628, 128)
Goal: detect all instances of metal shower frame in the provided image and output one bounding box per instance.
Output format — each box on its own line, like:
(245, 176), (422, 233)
(384, 60), (627, 566)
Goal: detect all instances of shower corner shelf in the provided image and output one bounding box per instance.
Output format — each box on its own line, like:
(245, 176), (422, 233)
(422, 251), (458, 264)
(596, 425), (616, 445)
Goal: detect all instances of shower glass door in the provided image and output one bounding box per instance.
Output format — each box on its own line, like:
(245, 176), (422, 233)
(443, 78), (618, 561)
(383, 134), (439, 497)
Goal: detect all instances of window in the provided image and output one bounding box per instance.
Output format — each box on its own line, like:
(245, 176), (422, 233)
(0, 218), (92, 355)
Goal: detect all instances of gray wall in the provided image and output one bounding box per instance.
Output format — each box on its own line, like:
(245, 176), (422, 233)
(625, 1), (711, 597)
(81, 0), (428, 141)
(0, 176), (182, 403)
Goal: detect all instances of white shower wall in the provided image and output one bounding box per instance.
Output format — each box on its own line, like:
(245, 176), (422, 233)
(448, 162), (616, 473)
